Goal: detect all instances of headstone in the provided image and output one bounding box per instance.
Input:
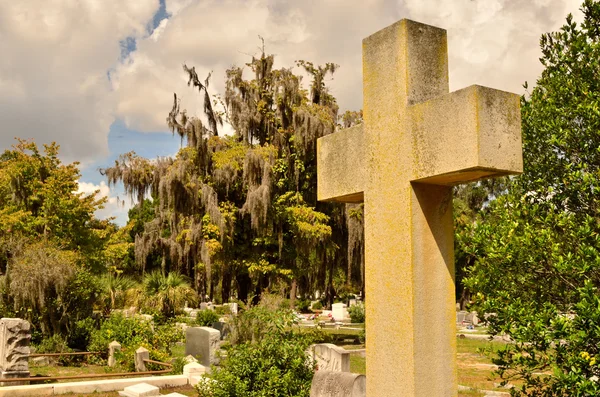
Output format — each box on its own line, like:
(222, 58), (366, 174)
(331, 303), (348, 321)
(316, 19), (522, 396)
(211, 322), (229, 340)
(226, 302), (238, 315)
(310, 371), (366, 397)
(200, 302), (214, 311)
(108, 340), (121, 367)
(457, 311), (467, 323)
(311, 344), (350, 372)
(134, 347), (149, 372)
(472, 312), (479, 326)
(0, 318), (30, 385)
(185, 327), (220, 367)
(118, 382), (159, 397)
(349, 299), (357, 307)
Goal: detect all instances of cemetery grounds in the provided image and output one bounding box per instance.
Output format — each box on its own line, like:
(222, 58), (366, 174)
(25, 325), (515, 397)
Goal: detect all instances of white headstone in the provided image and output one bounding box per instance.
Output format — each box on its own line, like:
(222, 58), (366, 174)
(331, 303), (348, 321)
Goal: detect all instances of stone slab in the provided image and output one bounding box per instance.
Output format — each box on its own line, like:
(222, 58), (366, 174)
(52, 375), (188, 395)
(310, 371), (366, 397)
(118, 382), (159, 397)
(0, 384), (53, 396)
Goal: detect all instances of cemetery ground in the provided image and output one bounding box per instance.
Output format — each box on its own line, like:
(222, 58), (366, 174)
(23, 325), (515, 397)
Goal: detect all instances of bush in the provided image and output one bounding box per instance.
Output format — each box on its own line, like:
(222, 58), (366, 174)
(312, 301), (323, 310)
(67, 317), (97, 351)
(87, 313), (180, 370)
(35, 334), (74, 366)
(296, 299), (311, 313)
(196, 310), (220, 327)
(196, 309), (315, 397)
(348, 304), (365, 323)
(215, 305), (231, 316)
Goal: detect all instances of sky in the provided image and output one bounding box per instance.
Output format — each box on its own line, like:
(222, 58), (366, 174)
(0, 0), (584, 225)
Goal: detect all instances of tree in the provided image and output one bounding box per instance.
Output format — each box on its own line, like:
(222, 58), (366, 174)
(462, 1), (600, 394)
(104, 48), (357, 307)
(0, 139), (112, 338)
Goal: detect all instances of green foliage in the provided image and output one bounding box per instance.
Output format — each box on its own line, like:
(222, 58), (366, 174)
(87, 313), (184, 370)
(196, 309), (315, 397)
(312, 301), (322, 310)
(143, 271), (197, 318)
(461, 1), (600, 394)
(296, 299), (311, 313)
(196, 310), (220, 327)
(347, 304), (365, 323)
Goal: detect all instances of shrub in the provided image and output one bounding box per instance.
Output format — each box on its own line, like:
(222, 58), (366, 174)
(35, 334), (74, 366)
(196, 310), (220, 327)
(348, 304), (365, 323)
(296, 299), (311, 313)
(196, 309), (315, 397)
(87, 313), (179, 370)
(312, 301), (323, 310)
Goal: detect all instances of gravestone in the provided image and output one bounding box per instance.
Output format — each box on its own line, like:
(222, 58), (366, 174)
(108, 340), (121, 367)
(0, 318), (30, 385)
(317, 19), (522, 396)
(311, 344), (350, 372)
(185, 327), (220, 368)
(331, 303), (348, 321)
(310, 371), (366, 397)
(134, 347), (149, 372)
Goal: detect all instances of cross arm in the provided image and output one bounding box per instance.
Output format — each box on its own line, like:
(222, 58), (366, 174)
(317, 124), (365, 202)
(410, 85), (523, 185)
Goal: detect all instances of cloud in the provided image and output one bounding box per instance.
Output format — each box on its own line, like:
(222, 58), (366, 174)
(402, 0), (583, 93)
(0, 0), (160, 165)
(77, 180), (132, 224)
(112, 0), (582, 133)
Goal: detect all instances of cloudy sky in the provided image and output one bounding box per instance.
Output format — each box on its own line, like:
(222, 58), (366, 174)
(0, 0), (583, 224)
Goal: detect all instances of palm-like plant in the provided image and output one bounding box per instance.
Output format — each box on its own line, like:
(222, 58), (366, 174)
(98, 273), (137, 316)
(143, 271), (197, 318)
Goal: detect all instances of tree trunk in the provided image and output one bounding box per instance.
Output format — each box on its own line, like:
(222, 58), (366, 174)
(289, 278), (297, 309)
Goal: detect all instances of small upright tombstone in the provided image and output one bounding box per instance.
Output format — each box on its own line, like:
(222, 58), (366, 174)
(227, 302), (238, 315)
(185, 327), (220, 368)
(134, 347), (149, 372)
(331, 303), (348, 322)
(310, 371), (366, 397)
(312, 344), (350, 372)
(108, 340), (121, 367)
(0, 318), (30, 385)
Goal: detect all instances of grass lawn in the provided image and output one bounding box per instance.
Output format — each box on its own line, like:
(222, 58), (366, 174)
(348, 336), (513, 396)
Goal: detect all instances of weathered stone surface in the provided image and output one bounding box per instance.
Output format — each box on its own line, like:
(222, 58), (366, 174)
(316, 18), (523, 397)
(185, 327), (220, 367)
(0, 318), (30, 373)
(108, 341), (121, 368)
(134, 347), (149, 372)
(310, 371), (366, 397)
(312, 344), (350, 372)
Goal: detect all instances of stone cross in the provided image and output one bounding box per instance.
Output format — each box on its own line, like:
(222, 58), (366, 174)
(317, 20), (522, 396)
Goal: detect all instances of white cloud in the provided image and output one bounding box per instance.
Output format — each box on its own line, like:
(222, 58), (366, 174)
(77, 180), (132, 224)
(0, 0), (160, 165)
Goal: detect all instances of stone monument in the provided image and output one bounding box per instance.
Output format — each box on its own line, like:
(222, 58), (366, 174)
(0, 318), (31, 385)
(317, 19), (522, 396)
